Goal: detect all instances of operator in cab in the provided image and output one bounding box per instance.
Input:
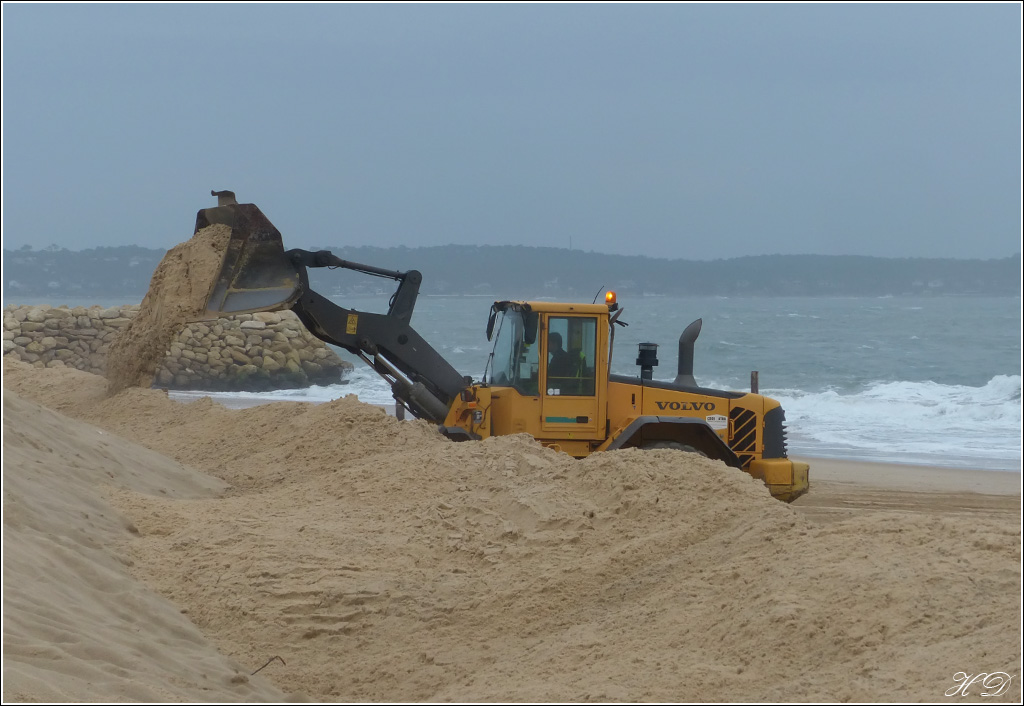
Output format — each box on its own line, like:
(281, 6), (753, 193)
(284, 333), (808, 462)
(547, 332), (578, 378)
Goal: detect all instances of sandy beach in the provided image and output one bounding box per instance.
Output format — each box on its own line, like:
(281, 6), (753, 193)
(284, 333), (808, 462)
(3, 358), (1021, 702)
(790, 456), (1020, 523)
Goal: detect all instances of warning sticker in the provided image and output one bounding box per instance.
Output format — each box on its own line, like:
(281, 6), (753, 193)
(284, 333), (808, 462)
(346, 314), (358, 335)
(705, 414), (728, 430)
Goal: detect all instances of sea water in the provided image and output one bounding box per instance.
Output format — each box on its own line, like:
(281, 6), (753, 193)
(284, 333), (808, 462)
(13, 294), (1021, 471)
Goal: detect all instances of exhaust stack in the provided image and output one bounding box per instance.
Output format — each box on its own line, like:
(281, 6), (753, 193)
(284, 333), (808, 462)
(674, 318), (702, 387)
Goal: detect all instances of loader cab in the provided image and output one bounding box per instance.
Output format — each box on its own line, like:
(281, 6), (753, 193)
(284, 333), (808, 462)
(486, 301), (610, 455)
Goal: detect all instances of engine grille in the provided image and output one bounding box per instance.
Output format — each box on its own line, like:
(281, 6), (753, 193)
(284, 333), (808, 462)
(763, 406), (789, 459)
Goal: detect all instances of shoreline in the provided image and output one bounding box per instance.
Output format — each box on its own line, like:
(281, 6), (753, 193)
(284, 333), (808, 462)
(791, 455), (1021, 496)
(790, 455), (1020, 524)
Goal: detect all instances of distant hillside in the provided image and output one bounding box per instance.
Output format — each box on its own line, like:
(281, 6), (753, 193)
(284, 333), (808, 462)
(3, 244), (1020, 301)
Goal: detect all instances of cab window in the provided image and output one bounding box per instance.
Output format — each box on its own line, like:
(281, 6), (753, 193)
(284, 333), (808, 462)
(545, 316), (596, 396)
(488, 309), (540, 395)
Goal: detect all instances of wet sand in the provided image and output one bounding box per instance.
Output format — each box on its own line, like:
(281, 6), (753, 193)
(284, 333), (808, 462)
(790, 455), (1020, 524)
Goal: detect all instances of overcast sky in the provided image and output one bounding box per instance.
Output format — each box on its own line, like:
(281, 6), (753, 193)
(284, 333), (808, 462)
(2, 3), (1020, 260)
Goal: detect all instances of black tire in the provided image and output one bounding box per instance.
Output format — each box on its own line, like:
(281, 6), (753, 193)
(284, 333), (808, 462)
(641, 440), (708, 457)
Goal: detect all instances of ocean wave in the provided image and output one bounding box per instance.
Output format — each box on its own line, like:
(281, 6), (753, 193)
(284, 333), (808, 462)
(767, 375), (1022, 469)
(769, 375), (1020, 420)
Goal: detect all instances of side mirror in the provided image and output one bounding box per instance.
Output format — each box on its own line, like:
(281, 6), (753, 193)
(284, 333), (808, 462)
(524, 311), (538, 345)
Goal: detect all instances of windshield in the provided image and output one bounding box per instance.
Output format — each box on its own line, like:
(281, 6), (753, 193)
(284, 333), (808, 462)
(488, 309), (539, 395)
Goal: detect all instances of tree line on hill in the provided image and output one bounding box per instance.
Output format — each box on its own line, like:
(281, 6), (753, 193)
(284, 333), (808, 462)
(3, 243), (1020, 301)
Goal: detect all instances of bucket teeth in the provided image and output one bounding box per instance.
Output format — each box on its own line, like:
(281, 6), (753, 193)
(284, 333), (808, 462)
(211, 189), (238, 206)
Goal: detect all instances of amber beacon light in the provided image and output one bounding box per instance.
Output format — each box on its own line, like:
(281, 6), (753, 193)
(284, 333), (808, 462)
(605, 291), (617, 305)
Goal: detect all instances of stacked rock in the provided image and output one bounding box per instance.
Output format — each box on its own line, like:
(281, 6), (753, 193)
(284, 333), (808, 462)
(3, 304), (352, 391)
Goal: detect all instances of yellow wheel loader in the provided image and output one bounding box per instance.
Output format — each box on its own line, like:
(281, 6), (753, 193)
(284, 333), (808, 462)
(194, 192), (809, 502)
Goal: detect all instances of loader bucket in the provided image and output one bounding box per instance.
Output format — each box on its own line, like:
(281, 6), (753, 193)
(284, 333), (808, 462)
(194, 202), (302, 319)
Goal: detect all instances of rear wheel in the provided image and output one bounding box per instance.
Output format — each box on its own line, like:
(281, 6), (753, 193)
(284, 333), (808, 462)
(641, 440), (708, 457)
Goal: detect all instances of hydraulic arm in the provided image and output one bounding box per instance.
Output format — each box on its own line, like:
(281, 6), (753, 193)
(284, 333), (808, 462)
(196, 200), (467, 423)
(284, 250), (468, 421)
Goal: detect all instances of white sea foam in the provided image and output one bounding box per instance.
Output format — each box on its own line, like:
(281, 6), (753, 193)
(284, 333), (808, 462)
(169, 367), (396, 409)
(767, 375), (1022, 470)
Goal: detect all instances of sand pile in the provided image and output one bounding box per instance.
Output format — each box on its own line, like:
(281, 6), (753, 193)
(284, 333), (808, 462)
(105, 224), (231, 396)
(2, 390), (288, 702)
(3, 357), (1020, 702)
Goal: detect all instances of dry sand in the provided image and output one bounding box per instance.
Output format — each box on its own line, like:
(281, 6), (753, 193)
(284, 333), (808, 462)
(2, 389), (287, 702)
(2, 356), (1020, 703)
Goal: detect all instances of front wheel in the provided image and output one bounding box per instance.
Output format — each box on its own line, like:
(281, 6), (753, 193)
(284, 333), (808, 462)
(641, 440), (708, 457)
